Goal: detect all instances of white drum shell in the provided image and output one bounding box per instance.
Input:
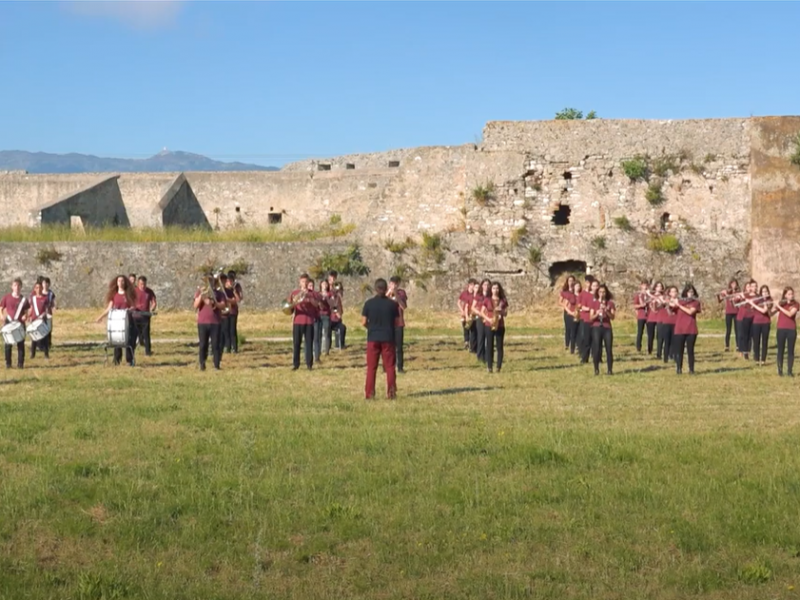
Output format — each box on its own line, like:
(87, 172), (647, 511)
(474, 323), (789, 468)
(107, 309), (130, 347)
(1, 321), (25, 345)
(26, 318), (51, 342)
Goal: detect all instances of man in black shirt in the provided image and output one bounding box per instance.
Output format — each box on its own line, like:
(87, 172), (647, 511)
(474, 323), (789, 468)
(361, 278), (400, 399)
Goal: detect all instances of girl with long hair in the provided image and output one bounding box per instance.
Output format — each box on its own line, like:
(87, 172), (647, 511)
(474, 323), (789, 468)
(96, 275), (138, 366)
(672, 284), (701, 374)
(658, 285), (679, 363)
(578, 278), (599, 364)
(472, 279), (491, 364)
(319, 280), (333, 355)
(589, 284), (616, 375)
(567, 281), (582, 354)
(750, 284), (774, 366)
(738, 280), (758, 360)
(774, 287), (799, 377)
(480, 281), (508, 373)
(559, 275), (576, 352)
(28, 280), (50, 359)
(647, 281), (664, 356)
(717, 279), (741, 352)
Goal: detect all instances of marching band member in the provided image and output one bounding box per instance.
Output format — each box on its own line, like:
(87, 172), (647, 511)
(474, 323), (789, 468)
(560, 275), (576, 351)
(659, 286), (679, 363)
(717, 279), (741, 352)
(1, 278), (29, 369)
(194, 274), (227, 371)
(134, 276), (157, 357)
(221, 274), (241, 354)
(774, 287), (798, 377)
(672, 285), (701, 375)
(328, 280), (344, 352)
(128, 273), (137, 287)
(589, 283), (615, 375)
(388, 276), (408, 373)
(472, 279), (491, 364)
(577, 277), (598, 364)
(646, 281), (664, 356)
(749, 284), (774, 366)
(458, 279), (478, 352)
(567, 281), (582, 354)
(738, 280), (758, 360)
(319, 280), (333, 355)
(306, 278), (322, 363)
(95, 275), (138, 367)
(28, 280), (50, 359)
(633, 280), (649, 353)
(288, 273), (320, 370)
(327, 271), (347, 349)
(42, 277), (55, 352)
(361, 278), (399, 400)
(217, 273), (232, 356)
(480, 281), (508, 373)
(227, 271), (243, 354)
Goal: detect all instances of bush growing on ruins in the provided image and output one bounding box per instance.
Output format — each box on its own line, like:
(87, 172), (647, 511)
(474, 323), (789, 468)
(591, 236), (607, 250)
(225, 258), (250, 276)
(647, 233), (680, 254)
(309, 245), (370, 280)
(510, 225), (527, 247)
(472, 182), (495, 206)
(651, 155), (680, 178)
(554, 108), (598, 120)
(35, 246), (63, 266)
(614, 215), (633, 232)
(621, 156), (648, 181)
(585, 110), (598, 120)
(329, 214), (342, 226)
(704, 153), (717, 163)
(790, 133), (800, 167)
(384, 237), (417, 254)
(690, 163), (705, 176)
(646, 181), (665, 206)
(420, 232), (447, 265)
(528, 247), (543, 265)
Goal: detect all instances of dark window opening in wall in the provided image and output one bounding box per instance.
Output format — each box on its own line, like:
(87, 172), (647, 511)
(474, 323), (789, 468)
(269, 206), (274, 211)
(388, 160), (400, 168)
(318, 163), (331, 171)
(552, 204), (571, 225)
(235, 206), (241, 213)
(268, 212), (282, 225)
(708, 185), (714, 193)
(562, 171), (572, 180)
(548, 260), (587, 286)
(660, 212), (670, 231)
(346, 163), (355, 170)
(607, 169), (613, 177)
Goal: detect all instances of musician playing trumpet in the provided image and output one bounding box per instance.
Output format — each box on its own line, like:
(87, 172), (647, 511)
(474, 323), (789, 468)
(458, 279), (478, 353)
(774, 287), (799, 377)
(736, 280), (758, 360)
(387, 276), (408, 373)
(633, 280), (649, 353)
(478, 281), (508, 373)
(288, 273), (321, 370)
(749, 284), (775, 366)
(716, 279), (742, 352)
(645, 281), (664, 356)
(194, 272), (227, 371)
(672, 285), (701, 374)
(589, 283), (616, 375)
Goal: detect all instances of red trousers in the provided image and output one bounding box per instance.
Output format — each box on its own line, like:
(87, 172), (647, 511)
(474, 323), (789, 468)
(365, 341), (397, 399)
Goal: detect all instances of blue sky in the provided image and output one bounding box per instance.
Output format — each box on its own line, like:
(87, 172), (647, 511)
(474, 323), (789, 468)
(0, 1), (798, 167)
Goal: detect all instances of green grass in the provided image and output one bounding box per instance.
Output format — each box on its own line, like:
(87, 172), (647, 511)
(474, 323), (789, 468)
(2, 311), (800, 599)
(0, 223), (356, 243)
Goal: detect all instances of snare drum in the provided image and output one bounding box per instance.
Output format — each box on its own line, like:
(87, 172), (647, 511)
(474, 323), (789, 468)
(26, 317), (51, 342)
(107, 309), (130, 348)
(1, 321), (25, 345)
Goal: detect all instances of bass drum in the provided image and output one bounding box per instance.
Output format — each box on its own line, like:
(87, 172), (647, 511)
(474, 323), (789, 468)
(107, 309), (130, 348)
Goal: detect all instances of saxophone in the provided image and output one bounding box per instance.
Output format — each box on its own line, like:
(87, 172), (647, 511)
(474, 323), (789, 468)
(491, 298), (500, 331)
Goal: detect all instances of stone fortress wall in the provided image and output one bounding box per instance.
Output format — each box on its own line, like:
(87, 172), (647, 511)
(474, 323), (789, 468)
(1, 116), (799, 309)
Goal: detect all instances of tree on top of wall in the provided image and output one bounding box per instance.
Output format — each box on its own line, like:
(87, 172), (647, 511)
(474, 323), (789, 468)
(555, 108), (599, 120)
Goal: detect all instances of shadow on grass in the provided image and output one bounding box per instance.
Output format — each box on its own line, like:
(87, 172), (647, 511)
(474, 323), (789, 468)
(407, 386), (501, 398)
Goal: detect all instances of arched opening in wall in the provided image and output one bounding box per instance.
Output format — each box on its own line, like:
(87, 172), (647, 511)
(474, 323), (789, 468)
(548, 260), (587, 286)
(660, 212), (670, 231)
(551, 204), (571, 226)
(562, 171), (572, 181)
(268, 212), (282, 225)
(235, 206), (241, 213)
(317, 163), (331, 171)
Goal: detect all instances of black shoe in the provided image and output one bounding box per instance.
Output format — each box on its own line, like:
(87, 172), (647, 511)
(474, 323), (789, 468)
(689, 370), (695, 375)
(594, 368), (599, 376)
(725, 347), (730, 352)
(5, 363), (10, 369)
(307, 365), (313, 370)
(146, 352), (153, 357)
(199, 363), (206, 371)
(677, 368), (682, 375)
(397, 368), (405, 374)
(607, 370), (613, 375)
(292, 366), (299, 371)
(778, 370), (783, 377)
(487, 367), (493, 373)
(214, 366), (221, 370)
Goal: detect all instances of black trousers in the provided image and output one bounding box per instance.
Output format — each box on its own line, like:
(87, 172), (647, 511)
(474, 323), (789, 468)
(133, 316), (151, 355)
(395, 326), (405, 371)
(579, 321), (592, 363)
(751, 322), (770, 362)
(476, 321), (487, 364)
(113, 316), (137, 365)
(568, 318), (580, 354)
(563, 312), (572, 349)
(646, 321), (657, 354)
(725, 314), (737, 350)
(657, 323), (674, 362)
(468, 321), (478, 353)
(221, 313), (239, 353)
(462, 319), (470, 344)
(591, 327), (613, 372)
(486, 327), (505, 370)
(220, 316), (232, 353)
(293, 323), (314, 368)
(636, 319), (647, 352)
(4, 341), (24, 367)
(673, 333), (697, 373)
(777, 328), (796, 375)
(30, 329), (51, 357)
(739, 317), (754, 355)
(330, 321), (347, 349)
(198, 323), (221, 369)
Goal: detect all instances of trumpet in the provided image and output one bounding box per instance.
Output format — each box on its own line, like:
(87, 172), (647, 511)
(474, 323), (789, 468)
(333, 282), (343, 293)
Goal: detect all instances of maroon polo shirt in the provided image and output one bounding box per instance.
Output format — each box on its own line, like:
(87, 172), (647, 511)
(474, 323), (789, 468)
(674, 300), (701, 335)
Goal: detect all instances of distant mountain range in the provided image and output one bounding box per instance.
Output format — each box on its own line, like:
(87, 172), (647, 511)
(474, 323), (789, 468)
(0, 149), (279, 173)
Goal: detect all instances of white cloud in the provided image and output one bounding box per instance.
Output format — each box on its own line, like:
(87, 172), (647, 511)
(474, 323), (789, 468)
(64, 1), (186, 31)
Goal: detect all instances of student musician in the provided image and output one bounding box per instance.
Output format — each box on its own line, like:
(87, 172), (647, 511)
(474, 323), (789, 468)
(717, 279), (741, 352)
(328, 280), (345, 352)
(577, 278), (598, 364)
(472, 279), (491, 364)
(327, 270), (347, 349)
(672, 285), (701, 375)
(306, 279), (322, 363)
(774, 287), (799, 377)
(559, 275), (576, 352)
(458, 279), (478, 352)
(194, 274), (227, 371)
(633, 280), (649, 353)
(749, 284), (774, 366)
(566, 281), (582, 354)
(95, 275), (138, 366)
(388, 276), (408, 373)
(133, 276), (157, 357)
(659, 286), (679, 363)
(318, 280), (333, 355)
(737, 280), (758, 360)
(288, 273), (320, 370)
(1, 278), (29, 369)
(221, 273), (241, 354)
(589, 283), (615, 375)
(646, 282), (664, 356)
(227, 271), (243, 354)
(28, 279), (50, 359)
(479, 281), (508, 373)
(128, 273), (137, 286)
(41, 277), (55, 352)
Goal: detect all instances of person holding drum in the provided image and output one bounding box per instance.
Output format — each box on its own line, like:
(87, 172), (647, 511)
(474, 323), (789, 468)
(1, 278), (30, 369)
(96, 275), (138, 366)
(28, 280), (51, 359)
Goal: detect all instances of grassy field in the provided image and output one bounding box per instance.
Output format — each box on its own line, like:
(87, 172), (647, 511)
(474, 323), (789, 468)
(1, 310), (799, 599)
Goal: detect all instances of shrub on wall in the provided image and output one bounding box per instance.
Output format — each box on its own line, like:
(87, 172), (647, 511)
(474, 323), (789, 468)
(528, 246), (543, 265)
(472, 182), (495, 206)
(613, 215), (633, 232)
(510, 225), (527, 247)
(384, 237), (417, 254)
(554, 108), (598, 120)
(309, 245), (370, 280)
(790, 133), (800, 167)
(647, 234), (680, 254)
(621, 156), (648, 181)
(646, 181), (665, 206)
(420, 232), (447, 266)
(225, 258), (250, 276)
(591, 236), (607, 250)
(35, 246), (62, 266)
